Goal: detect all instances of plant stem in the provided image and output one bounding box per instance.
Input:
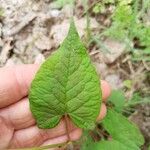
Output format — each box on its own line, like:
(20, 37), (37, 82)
(64, 114), (71, 142)
(11, 142), (68, 150)
(86, 11), (91, 45)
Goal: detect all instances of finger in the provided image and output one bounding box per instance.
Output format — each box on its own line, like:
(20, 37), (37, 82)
(9, 119), (78, 148)
(0, 98), (35, 130)
(96, 103), (107, 121)
(0, 116), (14, 149)
(0, 64), (39, 108)
(101, 80), (111, 102)
(41, 129), (82, 147)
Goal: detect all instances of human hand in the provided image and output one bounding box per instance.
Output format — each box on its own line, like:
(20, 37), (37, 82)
(0, 64), (111, 149)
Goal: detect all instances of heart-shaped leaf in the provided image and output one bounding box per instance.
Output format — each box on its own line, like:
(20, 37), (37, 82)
(29, 19), (101, 129)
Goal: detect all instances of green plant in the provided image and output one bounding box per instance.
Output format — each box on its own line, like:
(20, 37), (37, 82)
(28, 20), (145, 150)
(108, 90), (150, 114)
(108, 90), (126, 112)
(103, 0), (150, 61)
(81, 89), (150, 150)
(124, 93), (150, 108)
(29, 19), (102, 130)
(81, 109), (144, 150)
(81, 89), (148, 150)
(92, 0), (115, 14)
(85, 0), (150, 61)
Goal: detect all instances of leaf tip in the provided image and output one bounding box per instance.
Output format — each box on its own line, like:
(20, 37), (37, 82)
(67, 17), (79, 38)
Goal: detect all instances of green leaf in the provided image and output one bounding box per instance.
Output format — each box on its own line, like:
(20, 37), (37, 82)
(113, 5), (133, 27)
(81, 108), (144, 150)
(80, 132), (129, 150)
(108, 90), (126, 112)
(125, 93), (150, 107)
(81, 131), (94, 150)
(139, 27), (150, 47)
(93, 4), (103, 14)
(102, 109), (144, 149)
(29, 19), (102, 129)
(93, 3), (100, 14)
(81, 140), (131, 150)
(123, 80), (132, 89)
(148, 145), (150, 150)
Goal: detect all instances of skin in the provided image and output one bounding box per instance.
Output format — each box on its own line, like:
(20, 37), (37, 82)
(0, 64), (111, 149)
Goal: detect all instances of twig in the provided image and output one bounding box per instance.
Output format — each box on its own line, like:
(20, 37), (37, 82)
(122, 55), (130, 63)
(136, 66), (145, 75)
(0, 38), (13, 65)
(128, 60), (135, 74)
(89, 50), (100, 56)
(117, 63), (130, 77)
(142, 60), (150, 71)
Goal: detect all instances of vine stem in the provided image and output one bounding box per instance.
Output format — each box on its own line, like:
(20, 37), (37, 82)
(12, 142), (68, 150)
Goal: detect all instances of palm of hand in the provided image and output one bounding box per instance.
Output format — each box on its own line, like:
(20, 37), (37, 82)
(0, 65), (110, 149)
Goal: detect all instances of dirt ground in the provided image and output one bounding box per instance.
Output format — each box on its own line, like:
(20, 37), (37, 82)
(0, 0), (149, 149)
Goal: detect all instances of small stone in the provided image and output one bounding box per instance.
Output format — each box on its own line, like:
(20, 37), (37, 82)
(61, 4), (74, 18)
(105, 74), (123, 89)
(34, 53), (45, 64)
(5, 59), (15, 66)
(32, 4), (41, 11)
(35, 36), (51, 50)
(5, 55), (23, 66)
(49, 10), (61, 18)
(94, 62), (108, 78)
(101, 38), (125, 64)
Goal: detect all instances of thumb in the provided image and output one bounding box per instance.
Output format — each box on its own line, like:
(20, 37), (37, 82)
(0, 116), (14, 149)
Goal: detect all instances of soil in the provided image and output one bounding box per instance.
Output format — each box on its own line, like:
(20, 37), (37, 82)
(0, 0), (149, 149)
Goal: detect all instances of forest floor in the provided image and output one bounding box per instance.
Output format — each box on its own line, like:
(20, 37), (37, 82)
(0, 0), (150, 149)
